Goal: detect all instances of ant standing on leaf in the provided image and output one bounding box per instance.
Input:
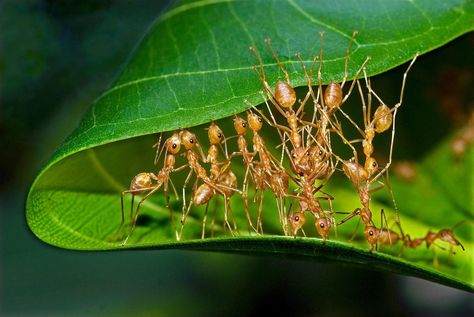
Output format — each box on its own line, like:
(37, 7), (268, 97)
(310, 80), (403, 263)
(179, 129), (240, 240)
(115, 133), (186, 244)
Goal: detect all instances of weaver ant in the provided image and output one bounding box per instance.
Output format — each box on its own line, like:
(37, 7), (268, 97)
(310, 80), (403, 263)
(115, 133), (185, 244)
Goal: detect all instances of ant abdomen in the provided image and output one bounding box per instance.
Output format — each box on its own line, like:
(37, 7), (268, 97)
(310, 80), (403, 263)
(343, 160), (369, 186)
(374, 104), (392, 133)
(274, 81), (296, 109)
(192, 183), (214, 206)
(130, 173), (157, 192)
(324, 83), (343, 109)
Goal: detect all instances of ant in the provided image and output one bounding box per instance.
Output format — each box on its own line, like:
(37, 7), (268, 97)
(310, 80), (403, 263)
(227, 115), (260, 233)
(116, 133), (185, 244)
(245, 109), (290, 234)
(198, 122), (238, 238)
(179, 129), (240, 239)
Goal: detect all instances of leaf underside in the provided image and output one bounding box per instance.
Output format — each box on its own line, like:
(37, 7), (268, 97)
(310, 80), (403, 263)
(27, 0), (474, 291)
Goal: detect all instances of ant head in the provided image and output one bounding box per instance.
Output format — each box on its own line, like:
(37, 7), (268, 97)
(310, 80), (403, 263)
(291, 147), (311, 175)
(289, 212), (306, 236)
(438, 229), (464, 250)
(364, 226), (379, 246)
(311, 145), (326, 162)
(233, 116), (247, 135)
(316, 217), (331, 240)
(208, 122), (224, 145)
(274, 81), (296, 109)
(166, 133), (181, 154)
(247, 111), (263, 131)
(180, 130), (198, 150)
(374, 104), (392, 133)
(365, 157), (378, 177)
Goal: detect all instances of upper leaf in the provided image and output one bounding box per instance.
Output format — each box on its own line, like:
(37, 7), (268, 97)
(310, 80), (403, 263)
(53, 0), (474, 162)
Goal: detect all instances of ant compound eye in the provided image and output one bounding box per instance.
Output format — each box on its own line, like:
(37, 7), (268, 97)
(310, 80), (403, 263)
(369, 230), (374, 236)
(292, 154), (296, 159)
(217, 133), (222, 138)
(320, 222), (325, 228)
(242, 123), (246, 127)
(172, 143), (177, 149)
(319, 150), (323, 156)
(372, 162), (377, 167)
(190, 138), (194, 144)
(294, 216), (299, 222)
(258, 117), (262, 122)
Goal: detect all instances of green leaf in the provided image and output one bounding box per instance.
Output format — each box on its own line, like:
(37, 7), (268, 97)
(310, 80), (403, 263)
(27, 0), (474, 291)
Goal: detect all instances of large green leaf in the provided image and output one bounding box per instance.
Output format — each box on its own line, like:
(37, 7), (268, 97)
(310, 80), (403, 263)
(27, 0), (474, 291)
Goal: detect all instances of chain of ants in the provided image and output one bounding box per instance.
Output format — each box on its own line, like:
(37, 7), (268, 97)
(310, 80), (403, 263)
(113, 32), (465, 257)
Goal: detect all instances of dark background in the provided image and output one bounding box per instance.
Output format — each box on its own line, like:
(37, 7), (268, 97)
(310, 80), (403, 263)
(1, 1), (473, 316)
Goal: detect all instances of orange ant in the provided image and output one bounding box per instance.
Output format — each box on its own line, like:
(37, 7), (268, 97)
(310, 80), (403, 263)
(227, 115), (260, 233)
(116, 133), (185, 244)
(249, 38), (305, 150)
(246, 109), (290, 234)
(198, 123), (238, 238)
(179, 129), (240, 239)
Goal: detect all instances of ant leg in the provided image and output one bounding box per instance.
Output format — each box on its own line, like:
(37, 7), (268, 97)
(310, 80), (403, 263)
(228, 198), (238, 233)
(243, 165), (258, 234)
(211, 198), (218, 237)
(152, 134), (164, 165)
(222, 193), (234, 235)
(340, 30), (358, 88)
(111, 191), (131, 242)
(123, 185), (162, 245)
(257, 190), (265, 234)
(179, 178), (199, 240)
(301, 227), (307, 237)
(168, 176), (180, 201)
(337, 208), (361, 241)
(113, 187), (156, 242)
(340, 56), (371, 103)
(181, 169), (194, 218)
(295, 52), (317, 107)
(265, 37), (291, 83)
(201, 202), (210, 239)
(275, 196), (284, 234)
(382, 172), (401, 227)
(164, 181), (178, 240)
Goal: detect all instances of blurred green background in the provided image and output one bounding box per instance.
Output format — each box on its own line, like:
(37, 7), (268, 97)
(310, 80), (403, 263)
(1, 1), (473, 316)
